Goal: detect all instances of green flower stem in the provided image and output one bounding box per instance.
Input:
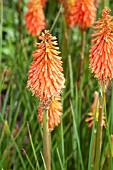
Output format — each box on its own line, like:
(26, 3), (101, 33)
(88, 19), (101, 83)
(43, 110), (51, 170)
(78, 30), (85, 83)
(50, 4), (63, 33)
(91, 129), (97, 168)
(94, 84), (105, 170)
(81, 30), (85, 60)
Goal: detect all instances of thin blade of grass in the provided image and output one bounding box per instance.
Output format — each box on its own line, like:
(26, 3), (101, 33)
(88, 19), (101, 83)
(0, 114), (26, 169)
(60, 94), (65, 166)
(11, 99), (22, 131)
(27, 122), (40, 170)
(88, 92), (99, 170)
(104, 93), (113, 170)
(0, 121), (26, 166)
(56, 148), (64, 170)
(68, 54), (74, 99)
(22, 148), (35, 170)
(60, 118), (65, 166)
(1, 83), (11, 115)
(40, 151), (47, 170)
(70, 101), (84, 170)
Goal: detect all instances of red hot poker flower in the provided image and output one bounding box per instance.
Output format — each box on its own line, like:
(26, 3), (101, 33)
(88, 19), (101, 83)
(74, 0), (96, 30)
(38, 95), (62, 130)
(85, 91), (106, 128)
(89, 8), (113, 85)
(63, 0), (76, 26)
(27, 30), (65, 109)
(25, 0), (45, 36)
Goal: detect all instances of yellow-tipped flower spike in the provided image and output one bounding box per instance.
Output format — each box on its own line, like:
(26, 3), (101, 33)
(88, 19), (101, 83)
(25, 0), (45, 36)
(89, 8), (113, 87)
(63, 0), (76, 26)
(27, 30), (65, 109)
(74, 0), (96, 30)
(85, 91), (106, 128)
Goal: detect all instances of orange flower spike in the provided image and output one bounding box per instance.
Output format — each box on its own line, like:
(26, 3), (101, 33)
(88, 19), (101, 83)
(85, 91), (106, 128)
(74, 0), (96, 30)
(89, 8), (113, 85)
(27, 30), (65, 108)
(63, 0), (76, 26)
(38, 95), (62, 130)
(25, 0), (45, 36)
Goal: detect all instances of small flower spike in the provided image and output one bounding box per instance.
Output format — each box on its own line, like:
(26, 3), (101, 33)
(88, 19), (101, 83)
(38, 95), (62, 130)
(85, 91), (106, 128)
(25, 0), (45, 36)
(89, 8), (113, 86)
(27, 30), (65, 109)
(74, 0), (96, 30)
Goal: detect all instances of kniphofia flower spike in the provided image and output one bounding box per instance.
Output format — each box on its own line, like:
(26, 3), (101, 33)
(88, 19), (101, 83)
(74, 0), (96, 30)
(89, 8), (113, 86)
(27, 30), (65, 109)
(63, 0), (76, 26)
(25, 0), (45, 36)
(85, 91), (106, 128)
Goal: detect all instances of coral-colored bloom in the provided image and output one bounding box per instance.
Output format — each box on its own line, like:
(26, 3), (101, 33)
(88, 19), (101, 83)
(89, 8), (113, 84)
(74, 0), (96, 30)
(41, 0), (46, 7)
(27, 30), (65, 108)
(25, 0), (45, 36)
(85, 91), (106, 128)
(63, 0), (76, 26)
(38, 95), (62, 130)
